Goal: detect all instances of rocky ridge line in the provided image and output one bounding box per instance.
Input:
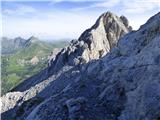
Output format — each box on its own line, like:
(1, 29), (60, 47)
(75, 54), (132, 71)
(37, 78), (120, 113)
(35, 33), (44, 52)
(25, 12), (160, 120)
(23, 12), (160, 120)
(48, 11), (132, 72)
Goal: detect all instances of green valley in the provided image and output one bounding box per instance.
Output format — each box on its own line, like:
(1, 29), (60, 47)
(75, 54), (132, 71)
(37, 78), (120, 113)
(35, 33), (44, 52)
(1, 36), (68, 95)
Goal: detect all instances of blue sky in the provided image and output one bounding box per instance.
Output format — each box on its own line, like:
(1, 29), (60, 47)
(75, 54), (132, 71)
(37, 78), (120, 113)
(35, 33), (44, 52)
(1, 0), (160, 40)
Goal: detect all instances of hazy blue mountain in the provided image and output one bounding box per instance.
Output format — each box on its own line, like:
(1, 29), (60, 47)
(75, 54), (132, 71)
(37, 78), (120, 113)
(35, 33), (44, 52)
(2, 37), (27, 54)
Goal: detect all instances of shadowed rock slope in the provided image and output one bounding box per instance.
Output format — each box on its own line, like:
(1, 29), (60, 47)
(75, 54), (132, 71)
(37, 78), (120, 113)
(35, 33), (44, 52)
(1, 12), (160, 120)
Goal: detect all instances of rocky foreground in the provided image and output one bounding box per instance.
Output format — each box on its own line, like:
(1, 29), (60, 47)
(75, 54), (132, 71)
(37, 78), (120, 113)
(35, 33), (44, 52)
(1, 11), (160, 120)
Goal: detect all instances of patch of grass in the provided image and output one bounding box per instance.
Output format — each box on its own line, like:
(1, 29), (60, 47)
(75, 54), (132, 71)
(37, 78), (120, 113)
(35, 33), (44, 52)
(1, 41), (68, 95)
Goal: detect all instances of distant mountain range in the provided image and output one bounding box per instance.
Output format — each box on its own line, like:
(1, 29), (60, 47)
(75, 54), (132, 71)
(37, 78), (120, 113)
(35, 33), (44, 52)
(2, 36), (31, 54)
(1, 36), (69, 94)
(1, 36), (69, 55)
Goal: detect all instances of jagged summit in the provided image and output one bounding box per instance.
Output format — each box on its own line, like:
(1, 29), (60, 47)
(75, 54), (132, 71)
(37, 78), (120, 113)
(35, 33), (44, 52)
(13, 37), (26, 45)
(27, 36), (39, 42)
(92, 11), (132, 31)
(48, 11), (131, 72)
(1, 37), (28, 54)
(14, 36), (25, 40)
(1, 36), (41, 54)
(24, 36), (39, 47)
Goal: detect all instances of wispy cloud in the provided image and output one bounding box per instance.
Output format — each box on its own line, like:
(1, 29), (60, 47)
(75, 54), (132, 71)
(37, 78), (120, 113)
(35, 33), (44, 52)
(1, 0), (160, 39)
(90, 0), (120, 8)
(2, 0), (105, 1)
(3, 4), (36, 16)
(70, 0), (120, 11)
(122, 0), (160, 14)
(51, 0), (104, 2)
(71, 0), (159, 14)
(2, 0), (47, 1)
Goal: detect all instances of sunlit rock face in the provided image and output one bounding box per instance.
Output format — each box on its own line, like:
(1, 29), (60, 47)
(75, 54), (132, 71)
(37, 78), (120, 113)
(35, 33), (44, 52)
(48, 11), (131, 72)
(1, 12), (160, 120)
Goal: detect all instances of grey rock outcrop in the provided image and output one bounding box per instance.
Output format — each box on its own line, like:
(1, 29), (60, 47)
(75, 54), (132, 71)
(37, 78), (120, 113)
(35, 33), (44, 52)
(1, 11), (160, 120)
(65, 97), (87, 120)
(48, 11), (131, 72)
(26, 12), (160, 120)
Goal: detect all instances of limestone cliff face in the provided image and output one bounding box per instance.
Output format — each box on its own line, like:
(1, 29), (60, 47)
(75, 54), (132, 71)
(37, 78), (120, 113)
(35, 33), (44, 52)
(48, 12), (131, 72)
(1, 12), (160, 120)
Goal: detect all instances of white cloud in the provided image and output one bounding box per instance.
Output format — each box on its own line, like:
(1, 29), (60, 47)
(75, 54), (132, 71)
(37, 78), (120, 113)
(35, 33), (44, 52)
(70, 0), (120, 11)
(122, 0), (160, 14)
(70, 0), (159, 14)
(2, 0), (106, 2)
(3, 4), (36, 16)
(52, 0), (103, 2)
(2, 0), (47, 1)
(90, 0), (120, 8)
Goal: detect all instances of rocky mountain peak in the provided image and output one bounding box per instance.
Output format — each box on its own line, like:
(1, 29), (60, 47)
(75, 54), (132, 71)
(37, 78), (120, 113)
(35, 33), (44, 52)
(94, 11), (131, 31)
(1, 36), (41, 55)
(49, 11), (131, 72)
(25, 36), (39, 46)
(14, 36), (25, 40)
(14, 37), (26, 44)
(27, 36), (39, 42)
(120, 15), (129, 28)
(11, 37), (27, 49)
(2, 12), (160, 120)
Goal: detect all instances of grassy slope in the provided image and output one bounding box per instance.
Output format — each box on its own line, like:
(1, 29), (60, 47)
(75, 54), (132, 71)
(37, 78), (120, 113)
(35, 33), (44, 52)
(1, 41), (68, 95)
